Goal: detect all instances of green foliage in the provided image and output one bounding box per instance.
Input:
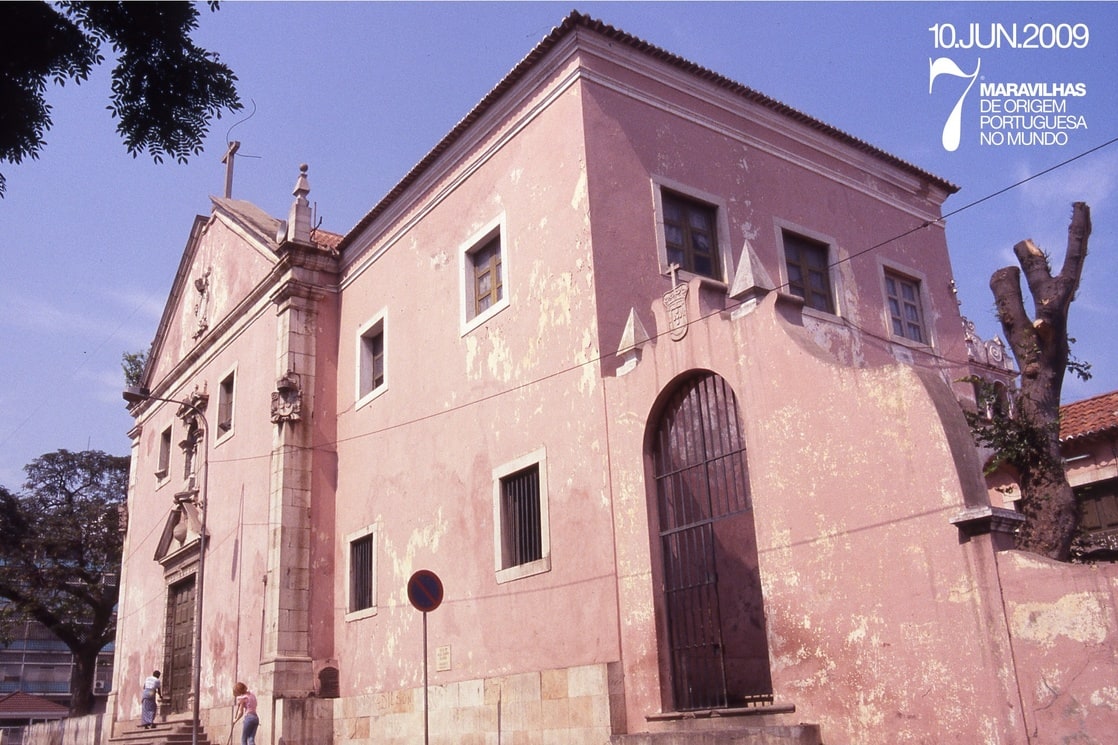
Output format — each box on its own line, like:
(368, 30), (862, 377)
(0, 449), (128, 713)
(122, 349), (147, 387)
(0, 1), (241, 195)
(1066, 337), (1093, 383)
(961, 377), (1056, 475)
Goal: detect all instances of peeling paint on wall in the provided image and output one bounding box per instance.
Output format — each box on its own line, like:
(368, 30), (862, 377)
(1010, 592), (1109, 647)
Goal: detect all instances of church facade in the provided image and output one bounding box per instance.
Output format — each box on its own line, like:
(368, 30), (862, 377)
(112, 13), (1117, 745)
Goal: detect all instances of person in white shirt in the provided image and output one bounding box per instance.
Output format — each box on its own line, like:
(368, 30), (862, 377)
(140, 670), (161, 729)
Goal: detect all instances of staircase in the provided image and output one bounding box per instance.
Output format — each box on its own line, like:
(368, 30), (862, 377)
(611, 704), (824, 745)
(612, 726), (822, 745)
(109, 719), (212, 745)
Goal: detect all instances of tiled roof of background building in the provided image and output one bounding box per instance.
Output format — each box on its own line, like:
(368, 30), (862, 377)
(0, 691), (68, 718)
(1060, 390), (1118, 442)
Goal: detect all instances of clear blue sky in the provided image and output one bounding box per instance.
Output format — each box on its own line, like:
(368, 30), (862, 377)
(1, 1), (1116, 488)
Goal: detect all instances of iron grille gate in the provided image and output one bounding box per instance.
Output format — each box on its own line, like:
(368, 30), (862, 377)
(653, 373), (772, 711)
(662, 520), (726, 709)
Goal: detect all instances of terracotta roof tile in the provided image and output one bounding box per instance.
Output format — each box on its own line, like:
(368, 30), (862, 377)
(0, 691), (69, 717)
(1060, 390), (1118, 442)
(311, 229), (343, 252)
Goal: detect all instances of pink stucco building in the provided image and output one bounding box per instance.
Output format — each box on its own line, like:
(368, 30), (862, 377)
(113, 13), (1118, 745)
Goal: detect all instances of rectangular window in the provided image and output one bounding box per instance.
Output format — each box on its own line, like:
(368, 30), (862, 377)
(217, 371), (235, 434)
(501, 465), (542, 567)
(357, 312), (387, 404)
(156, 427), (172, 479)
(662, 191), (721, 280)
(492, 449), (550, 583)
(783, 231), (835, 314)
(1077, 478), (1118, 538)
(884, 271), (926, 343)
(459, 219), (509, 334)
(471, 236), (503, 317)
(348, 530), (376, 616)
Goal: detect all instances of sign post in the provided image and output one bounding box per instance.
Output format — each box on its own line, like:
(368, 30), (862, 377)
(407, 570), (443, 745)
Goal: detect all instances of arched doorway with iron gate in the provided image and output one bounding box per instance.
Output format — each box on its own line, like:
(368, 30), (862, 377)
(646, 371), (773, 711)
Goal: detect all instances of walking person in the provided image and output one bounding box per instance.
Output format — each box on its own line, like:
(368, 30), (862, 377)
(140, 670), (161, 728)
(232, 682), (259, 745)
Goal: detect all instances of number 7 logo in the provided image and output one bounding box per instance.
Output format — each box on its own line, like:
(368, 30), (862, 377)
(929, 57), (981, 152)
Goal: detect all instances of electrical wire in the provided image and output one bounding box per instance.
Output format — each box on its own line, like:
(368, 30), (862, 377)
(164, 135), (1118, 466)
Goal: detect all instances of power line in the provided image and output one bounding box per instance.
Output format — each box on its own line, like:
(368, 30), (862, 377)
(200, 135), (1115, 464)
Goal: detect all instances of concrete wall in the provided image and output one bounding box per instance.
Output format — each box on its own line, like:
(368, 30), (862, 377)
(21, 714), (104, 745)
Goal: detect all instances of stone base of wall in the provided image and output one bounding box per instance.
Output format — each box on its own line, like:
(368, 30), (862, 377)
(334, 662), (620, 745)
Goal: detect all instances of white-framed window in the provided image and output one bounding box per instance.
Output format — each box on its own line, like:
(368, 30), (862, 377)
(217, 369), (236, 439)
(345, 524), (377, 621)
(356, 309), (387, 407)
(652, 177), (732, 283)
(156, 426), (172, 480)
(459, 216), (509, 334)
(883, 269), (928, 344)
(492, 448), (550, 584)
(777, 224), (838, 315)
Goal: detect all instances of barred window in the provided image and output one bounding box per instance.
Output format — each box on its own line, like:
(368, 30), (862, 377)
(218, 371), (235, 434)
(492, 449), (550, 583)
(349, 532), (375, 614)
(501, 465), (542, 567)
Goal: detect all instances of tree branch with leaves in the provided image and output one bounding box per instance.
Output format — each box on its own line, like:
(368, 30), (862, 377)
(0, 1), (241, 195)
(0, 450), (128, 714)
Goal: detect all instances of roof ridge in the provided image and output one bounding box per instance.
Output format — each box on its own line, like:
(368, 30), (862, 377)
(337, 9), (955, 252)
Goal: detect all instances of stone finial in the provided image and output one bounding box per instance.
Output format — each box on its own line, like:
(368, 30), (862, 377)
(729, 239), (776, 318)
(286, 163), (312, 244)
(617, 308), (652, 375)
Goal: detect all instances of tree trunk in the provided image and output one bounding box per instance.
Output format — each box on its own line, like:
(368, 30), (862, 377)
(989, 202), (1090, 561)
(69, 644), (101, 715)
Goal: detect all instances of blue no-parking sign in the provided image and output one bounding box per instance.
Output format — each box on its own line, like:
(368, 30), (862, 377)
(407, 569), (443, 613)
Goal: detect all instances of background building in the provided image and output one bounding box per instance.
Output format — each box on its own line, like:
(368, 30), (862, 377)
(0, 618), (112, 745)
(0, 619), (113, 706)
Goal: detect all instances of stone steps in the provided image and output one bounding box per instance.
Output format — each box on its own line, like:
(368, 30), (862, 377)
(109, 720), (211, 745)
(612, 725), (823, 745)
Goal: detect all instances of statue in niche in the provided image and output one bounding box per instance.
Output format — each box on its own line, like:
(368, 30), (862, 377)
(176, 386), (208, 490)
(192, 267), (212, 340)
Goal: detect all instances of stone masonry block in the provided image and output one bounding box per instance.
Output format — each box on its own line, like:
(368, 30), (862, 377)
(540, 668), (568, 700)
(429, 681), (458, 710)
(500, 700), (542, 733)
(502, 671), (542, 702)
(459, 677), (485, 708)
(540, 696), (570, 729)
(568, 663), (608, 698)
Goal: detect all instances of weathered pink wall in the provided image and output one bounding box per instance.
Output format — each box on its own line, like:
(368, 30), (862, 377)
(575, 46), (1026, 743)
(996, 551), (1118, 743)
(331, 53), (621, 695)
(114, 212), (282, 734)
